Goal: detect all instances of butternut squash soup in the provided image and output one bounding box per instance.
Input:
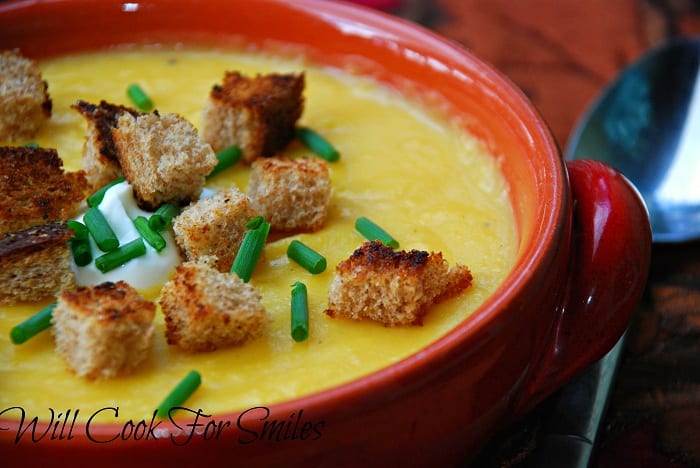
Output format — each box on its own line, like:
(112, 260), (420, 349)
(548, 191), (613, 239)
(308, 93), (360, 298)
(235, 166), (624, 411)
(0, 47), (517, 422)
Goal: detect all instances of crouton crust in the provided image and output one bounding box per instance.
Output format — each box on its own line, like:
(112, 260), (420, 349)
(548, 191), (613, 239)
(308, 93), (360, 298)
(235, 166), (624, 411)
(325, 241), (473, 326)
(112, 112), (217, 210)
(0, 50), (52, 142)
(0, 222), (75, 305)
(160, 258), (269, 352)
(52, 281), (155, 380)
(172, 187), (257, 273)
(248, 156), (331, 232)
(200, 71), (304, 162)
(0, 146), (88, 236)
(72, 100), (140, 189)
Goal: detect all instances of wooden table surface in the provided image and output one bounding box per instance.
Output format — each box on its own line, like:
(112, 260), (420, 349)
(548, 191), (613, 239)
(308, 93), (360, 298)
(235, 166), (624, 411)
(380, 0), (700, 466)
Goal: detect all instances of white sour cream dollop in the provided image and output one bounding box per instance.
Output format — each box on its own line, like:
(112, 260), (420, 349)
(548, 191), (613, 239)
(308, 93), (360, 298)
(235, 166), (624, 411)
(71, 182), (182, 290)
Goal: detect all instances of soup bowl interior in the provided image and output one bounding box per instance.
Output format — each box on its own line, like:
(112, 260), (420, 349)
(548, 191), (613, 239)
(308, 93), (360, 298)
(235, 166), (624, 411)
(0, 0), (573, 463)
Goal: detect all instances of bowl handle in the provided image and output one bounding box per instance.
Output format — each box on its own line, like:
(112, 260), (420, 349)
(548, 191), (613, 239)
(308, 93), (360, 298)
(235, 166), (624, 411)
(514, 159), (652, 416)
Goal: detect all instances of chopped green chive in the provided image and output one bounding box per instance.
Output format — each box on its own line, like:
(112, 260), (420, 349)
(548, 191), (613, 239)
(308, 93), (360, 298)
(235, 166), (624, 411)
(133, 216), (166, 252)
(94, 238), (146, 273)
(69, 238), (93, 267)
(87, 176), (125, 208)
(66, 220), (89, 240)
(290, 282), (309, 342)
(10, 303), (55, 345)
(83, 207), (119, 252)
(355, 216), (399, 248)
(245, 215), (265, 230)
(296, 126), (340, 162)
(23, 142), (39, 148)
(208, 146), (242, 178)
(156, 370), (202, 419)
(231, 217), (270, 282)
(287, 240), (326, 274)
(148, 203), (180, 232)
(127, 83), (154, 112)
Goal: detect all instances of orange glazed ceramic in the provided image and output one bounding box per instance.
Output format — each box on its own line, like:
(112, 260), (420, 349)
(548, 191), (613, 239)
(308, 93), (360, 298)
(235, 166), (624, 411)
(0, 0), (651, 465)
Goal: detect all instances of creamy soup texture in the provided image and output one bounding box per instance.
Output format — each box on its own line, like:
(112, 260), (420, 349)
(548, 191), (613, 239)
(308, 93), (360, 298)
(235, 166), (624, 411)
(0, 47), (517, 422)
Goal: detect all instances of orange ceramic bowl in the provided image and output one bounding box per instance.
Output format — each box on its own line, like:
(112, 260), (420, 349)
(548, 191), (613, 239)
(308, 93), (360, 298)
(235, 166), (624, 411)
(0, 0), (651, 465)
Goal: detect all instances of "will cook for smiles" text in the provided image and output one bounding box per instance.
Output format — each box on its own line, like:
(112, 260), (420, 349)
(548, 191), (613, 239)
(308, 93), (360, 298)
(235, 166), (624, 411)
(0, 406), (325, 446)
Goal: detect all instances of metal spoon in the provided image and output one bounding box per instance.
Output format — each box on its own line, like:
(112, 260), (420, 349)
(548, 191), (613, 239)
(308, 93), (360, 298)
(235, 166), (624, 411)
(566, 37), (700, 243)
(536, 37), (700, 467)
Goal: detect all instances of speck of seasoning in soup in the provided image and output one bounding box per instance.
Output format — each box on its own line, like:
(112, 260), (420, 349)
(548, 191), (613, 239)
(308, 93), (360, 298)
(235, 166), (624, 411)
(0, 48), (517, 422)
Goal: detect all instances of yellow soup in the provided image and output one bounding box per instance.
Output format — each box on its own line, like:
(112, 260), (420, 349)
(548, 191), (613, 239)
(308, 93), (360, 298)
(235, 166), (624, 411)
(0, 48), (517, 423)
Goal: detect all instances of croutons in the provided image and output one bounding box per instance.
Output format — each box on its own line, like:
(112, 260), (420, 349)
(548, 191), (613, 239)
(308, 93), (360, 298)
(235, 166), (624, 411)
(248, 156), (331, 232)
(72, 100), (141, 189)
(159, 258), (269, 352)
(325, 241), (473, 326)
(172, 187), (257, 273)
(52, 281), (155, 380)
(0, 50), (52, 142)
(0, 222), (75, 305)
(112, 112), (217, 210)
(200, 71), (304, 163)
(0, 146), (88, 236)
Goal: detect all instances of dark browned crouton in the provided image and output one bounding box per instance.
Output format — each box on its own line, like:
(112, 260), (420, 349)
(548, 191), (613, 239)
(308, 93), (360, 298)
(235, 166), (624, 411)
(248, 156), (331, 232)
(172, 187), (257, 273)
(0, 146), (88, 236)
(0, 50), (52, 142)
(159, 258), (269, 352)
(325, 241), (473, 326)
(72, 100), (141, 189)
(200, 71), (304, 163)
(112, 112), (217, 210)
(52, 281), (156, 379)
(0, 222), (75, 305)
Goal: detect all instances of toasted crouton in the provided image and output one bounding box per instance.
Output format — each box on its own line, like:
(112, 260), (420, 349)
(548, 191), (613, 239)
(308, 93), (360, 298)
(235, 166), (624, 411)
(248, 156), (331, 232)
(0, 222), (75, 305)
(112, 112), (217, 210)
(172, 187), (257, 273)
(0, 50), (52, 142)
(52, 281), (155, 380)
(325, 241), (473, 326)
(72, 100), (141, 189)
(0, 146), (88, 236)
(200, 71), (304, 163)
(159, 258), (269, 352)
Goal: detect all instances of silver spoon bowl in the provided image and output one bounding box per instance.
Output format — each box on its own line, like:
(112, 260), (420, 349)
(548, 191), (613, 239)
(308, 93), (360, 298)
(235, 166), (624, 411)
(566, 37), (700, 243)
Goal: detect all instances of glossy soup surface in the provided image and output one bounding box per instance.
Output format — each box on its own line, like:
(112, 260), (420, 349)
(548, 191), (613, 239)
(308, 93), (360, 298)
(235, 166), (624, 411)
(0, 47), (517, 422)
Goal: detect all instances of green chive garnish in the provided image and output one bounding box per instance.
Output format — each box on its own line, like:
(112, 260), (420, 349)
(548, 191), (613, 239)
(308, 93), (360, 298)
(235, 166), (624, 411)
(355, 216), (399, 248)
(66, 220), (89, 240)
(87, 177), (125, 208)
(230, 217), (270, 282)
(208, 146), (242, 178)
(245, 215), (264, 230)
(296, 126), (340, 162)
(127, 83), (154, 112)
(83, 207), (119, 252)
(156, 370), (202, 419)
(290, 282), (309, 342)
(23, 142), (39, 148)
(10, 303), (55, 345)
(69, 239), (93, 267)
(133, 216), (166, 252)
(148, 203), (180, 232)
(287, 240), (326, 274)
(94, 238), (146, 273)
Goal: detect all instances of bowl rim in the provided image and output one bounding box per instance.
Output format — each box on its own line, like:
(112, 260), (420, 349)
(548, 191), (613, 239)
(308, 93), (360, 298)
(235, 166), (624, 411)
(0, 0), (566, 432)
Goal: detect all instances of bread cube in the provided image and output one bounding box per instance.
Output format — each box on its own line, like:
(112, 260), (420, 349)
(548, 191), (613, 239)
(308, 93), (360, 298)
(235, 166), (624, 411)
(200, 71), (304, 163)
(172, 187), (257, 272)
(52, 281), (156, 379)
(0, 222), (75, 305)
(159, 258), (269, 352)
(0, 50), (52, 142)
(112, 112), (217, 210)
(325, 241), (473, 326)
(0, 146), (88, 236)
(248, 156), (331, 232)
